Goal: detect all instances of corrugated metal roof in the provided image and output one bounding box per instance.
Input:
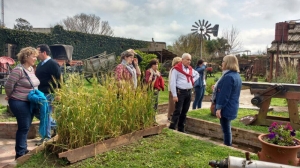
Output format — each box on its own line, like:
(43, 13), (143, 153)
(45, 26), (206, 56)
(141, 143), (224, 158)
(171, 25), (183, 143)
(269, 43), (300, 52)
(269, 23), (300, 53)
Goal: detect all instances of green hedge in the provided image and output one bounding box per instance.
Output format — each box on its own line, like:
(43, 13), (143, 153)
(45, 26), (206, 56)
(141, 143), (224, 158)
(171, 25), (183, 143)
(0, 25), (149, 60)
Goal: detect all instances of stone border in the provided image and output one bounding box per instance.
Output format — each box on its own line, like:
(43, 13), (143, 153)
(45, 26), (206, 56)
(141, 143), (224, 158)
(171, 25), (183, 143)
(0, 121), (39, 139)
(185, 117), (262, 148)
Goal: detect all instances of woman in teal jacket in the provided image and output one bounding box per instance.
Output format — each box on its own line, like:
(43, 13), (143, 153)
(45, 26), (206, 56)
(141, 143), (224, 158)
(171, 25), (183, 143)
(212, 55), (242, 146)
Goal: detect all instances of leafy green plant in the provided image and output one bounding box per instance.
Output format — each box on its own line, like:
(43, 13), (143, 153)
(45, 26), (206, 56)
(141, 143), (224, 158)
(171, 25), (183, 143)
(0, 25), (148, 60)
(265, 122), (298, 146)
(135, 50), (157, 73)
(206, 82), (214, 95)
(53, 74), (156, 149)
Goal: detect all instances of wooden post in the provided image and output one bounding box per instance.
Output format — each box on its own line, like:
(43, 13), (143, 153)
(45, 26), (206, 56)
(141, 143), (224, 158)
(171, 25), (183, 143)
(269, 53), (274, 82)
(275, 42), (279, 79)
(252, 98), (271, 126)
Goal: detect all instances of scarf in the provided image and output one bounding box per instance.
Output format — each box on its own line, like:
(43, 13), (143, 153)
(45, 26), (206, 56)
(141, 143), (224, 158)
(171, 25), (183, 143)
(149, 68), (160, 85)
(173, 62), (194, 86)
(28, 89), (49, 139)
(211, 70), (230, 102)
(121, 59), (137, 88)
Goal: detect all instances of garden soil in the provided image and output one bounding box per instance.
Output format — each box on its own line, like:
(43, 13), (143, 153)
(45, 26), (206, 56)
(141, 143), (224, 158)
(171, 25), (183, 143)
(0, 89), (291, 167)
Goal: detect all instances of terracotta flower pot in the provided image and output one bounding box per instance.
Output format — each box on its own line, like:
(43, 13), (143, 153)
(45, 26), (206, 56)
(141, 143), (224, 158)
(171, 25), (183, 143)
(257, 134), (300, 166)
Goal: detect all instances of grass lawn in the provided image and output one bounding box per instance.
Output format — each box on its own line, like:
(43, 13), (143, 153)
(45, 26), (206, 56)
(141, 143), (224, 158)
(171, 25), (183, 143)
(19, 129), (258, 168)
(188, 108), (300, 139)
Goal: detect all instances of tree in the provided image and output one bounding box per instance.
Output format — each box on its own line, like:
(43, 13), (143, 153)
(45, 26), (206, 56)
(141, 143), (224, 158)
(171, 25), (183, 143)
(14, 18), (32, 31)
(203, 38), (230, 57)
(59, 13), (114, 36)
(222, 25), (242, 52)
(172, 33), (200, 57)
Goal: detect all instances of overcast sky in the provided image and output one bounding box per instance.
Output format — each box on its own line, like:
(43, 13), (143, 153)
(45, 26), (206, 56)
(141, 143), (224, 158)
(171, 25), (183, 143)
(2, 0), (300, 54)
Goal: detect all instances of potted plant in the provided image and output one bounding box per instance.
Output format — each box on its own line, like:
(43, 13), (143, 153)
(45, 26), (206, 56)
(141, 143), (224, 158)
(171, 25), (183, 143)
(258, 122), (300, 166)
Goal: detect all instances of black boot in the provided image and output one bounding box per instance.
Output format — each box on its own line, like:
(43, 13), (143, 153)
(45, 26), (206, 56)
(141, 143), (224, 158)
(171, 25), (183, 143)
(15, 150), (29, 160)
(169, 115), (179, 130)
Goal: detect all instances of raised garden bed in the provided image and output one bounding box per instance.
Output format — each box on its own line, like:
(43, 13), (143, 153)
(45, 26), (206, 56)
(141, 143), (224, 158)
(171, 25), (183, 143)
(15, 124), (166, 166)
(0, 121), (39, 139)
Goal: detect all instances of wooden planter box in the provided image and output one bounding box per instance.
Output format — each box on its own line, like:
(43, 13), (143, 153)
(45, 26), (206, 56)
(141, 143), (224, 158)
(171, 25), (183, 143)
(52, 125), (166, 163)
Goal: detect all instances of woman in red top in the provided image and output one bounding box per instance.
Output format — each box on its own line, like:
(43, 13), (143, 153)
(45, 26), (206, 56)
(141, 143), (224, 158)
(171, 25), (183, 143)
(144, 59), (164, 111)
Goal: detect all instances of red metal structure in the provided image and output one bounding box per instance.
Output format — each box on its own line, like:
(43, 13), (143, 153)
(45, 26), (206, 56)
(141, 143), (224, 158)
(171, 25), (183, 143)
(0, 56), (15, 94)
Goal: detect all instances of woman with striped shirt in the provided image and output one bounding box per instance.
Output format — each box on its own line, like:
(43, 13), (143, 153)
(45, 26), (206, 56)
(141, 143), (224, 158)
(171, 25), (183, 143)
(5, 47), (40, 159)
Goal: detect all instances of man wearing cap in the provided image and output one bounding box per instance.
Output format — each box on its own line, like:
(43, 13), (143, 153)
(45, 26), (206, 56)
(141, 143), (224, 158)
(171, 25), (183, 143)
(169, 53), (199, 132)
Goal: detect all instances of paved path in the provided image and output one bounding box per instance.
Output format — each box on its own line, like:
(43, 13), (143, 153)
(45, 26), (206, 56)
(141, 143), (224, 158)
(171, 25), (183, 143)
(0, 89), (292, 167)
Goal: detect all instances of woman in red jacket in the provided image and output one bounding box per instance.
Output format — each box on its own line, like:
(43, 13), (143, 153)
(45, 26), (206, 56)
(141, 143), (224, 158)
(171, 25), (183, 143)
(144, 59), (164, 111)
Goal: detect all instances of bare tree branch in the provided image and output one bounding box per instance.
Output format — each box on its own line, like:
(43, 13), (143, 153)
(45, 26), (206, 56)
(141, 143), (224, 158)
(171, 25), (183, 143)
(59, 13), (114, 36)
(222, 25), (242, 52)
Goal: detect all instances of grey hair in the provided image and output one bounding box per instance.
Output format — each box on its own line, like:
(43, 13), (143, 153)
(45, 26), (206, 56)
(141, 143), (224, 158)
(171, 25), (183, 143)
(120, 50), (134, 59)
(181, 53), (191, 59)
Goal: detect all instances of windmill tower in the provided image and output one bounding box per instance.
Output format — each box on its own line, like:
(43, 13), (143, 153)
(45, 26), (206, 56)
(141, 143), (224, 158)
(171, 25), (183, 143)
(1, 0), (4, 27)
(191, 19), (219, 59)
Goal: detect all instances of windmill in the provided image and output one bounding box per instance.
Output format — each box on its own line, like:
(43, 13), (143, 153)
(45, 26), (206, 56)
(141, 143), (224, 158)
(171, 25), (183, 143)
(191, 19), (219, 59)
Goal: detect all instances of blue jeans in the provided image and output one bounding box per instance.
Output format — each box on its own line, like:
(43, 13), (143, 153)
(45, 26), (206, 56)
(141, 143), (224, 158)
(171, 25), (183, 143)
(34, 94), (56, 139)
(8, 99), (34, 156)
(192, 86), (205, 109)
(220, 117), (232, 146)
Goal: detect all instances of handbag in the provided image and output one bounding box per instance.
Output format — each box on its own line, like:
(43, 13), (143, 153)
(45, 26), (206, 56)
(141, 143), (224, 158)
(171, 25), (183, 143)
(210, 102), (216, 116)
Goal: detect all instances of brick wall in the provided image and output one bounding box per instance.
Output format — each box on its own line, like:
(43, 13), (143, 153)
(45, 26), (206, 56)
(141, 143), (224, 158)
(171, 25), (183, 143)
(185, 117), (262, 148)
(0, 121), (39, 139)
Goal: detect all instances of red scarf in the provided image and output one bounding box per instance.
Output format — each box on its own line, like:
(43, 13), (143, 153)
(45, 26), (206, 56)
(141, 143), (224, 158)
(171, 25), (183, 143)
(173, 62), (194, 86)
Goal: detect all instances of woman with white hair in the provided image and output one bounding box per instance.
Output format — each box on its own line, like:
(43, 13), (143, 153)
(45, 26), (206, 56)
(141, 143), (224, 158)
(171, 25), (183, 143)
(167, 56), (182, 121)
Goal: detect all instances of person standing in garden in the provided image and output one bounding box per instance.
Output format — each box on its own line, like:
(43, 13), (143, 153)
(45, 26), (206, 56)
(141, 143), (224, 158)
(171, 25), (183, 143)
(144, 59), (164, 111)
(192, 59), (207, 109)
(35, 44), (61, 145)
(115, 50), (141, 88)
(213, 55), (242, 146)
(169, 53), (199, 132)
(5, 47), (40, 159)
(167, 57), (182, 121)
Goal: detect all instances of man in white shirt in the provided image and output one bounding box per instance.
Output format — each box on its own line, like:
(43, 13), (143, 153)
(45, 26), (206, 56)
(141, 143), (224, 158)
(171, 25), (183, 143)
(169, 53), (199, 132)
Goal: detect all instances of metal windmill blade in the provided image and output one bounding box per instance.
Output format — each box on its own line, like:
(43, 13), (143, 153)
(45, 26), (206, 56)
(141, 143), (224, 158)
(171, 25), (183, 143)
(202, 19), (205, 26)
(206, 23), (211, 28)
(205, 33), (211, 40)
(192, 25), (198, 28)
(198, 20), (202, 26)
(205, 20), (208, 26)
(195, 21), (199, 27)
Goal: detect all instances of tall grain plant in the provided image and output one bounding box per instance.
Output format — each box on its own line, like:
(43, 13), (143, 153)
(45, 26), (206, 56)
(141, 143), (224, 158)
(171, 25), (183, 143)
(53, 74), (156, 149)
(273, 59), (298, 84)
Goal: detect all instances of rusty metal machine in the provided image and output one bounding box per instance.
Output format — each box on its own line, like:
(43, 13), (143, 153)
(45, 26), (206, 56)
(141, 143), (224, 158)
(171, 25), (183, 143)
(209, 153), (299, 168)
(241, 81), (300, 129)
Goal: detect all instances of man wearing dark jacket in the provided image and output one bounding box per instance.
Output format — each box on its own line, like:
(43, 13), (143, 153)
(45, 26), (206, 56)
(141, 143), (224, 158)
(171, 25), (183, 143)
(35, 44), (61, 144)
